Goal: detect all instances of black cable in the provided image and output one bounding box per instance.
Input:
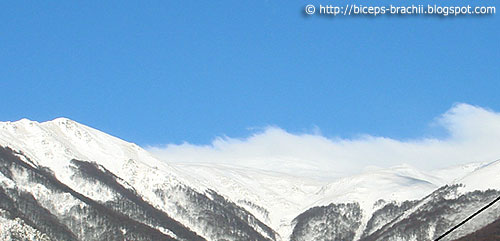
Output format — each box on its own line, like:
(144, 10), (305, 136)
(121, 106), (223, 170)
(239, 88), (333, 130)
(434, 194), (500, 241)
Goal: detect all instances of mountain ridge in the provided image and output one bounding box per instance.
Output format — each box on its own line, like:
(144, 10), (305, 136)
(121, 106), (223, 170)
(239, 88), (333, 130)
(1, 118), (499, 241)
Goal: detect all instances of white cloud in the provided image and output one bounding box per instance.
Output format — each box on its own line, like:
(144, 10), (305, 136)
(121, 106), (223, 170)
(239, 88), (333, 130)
(146, 103), (500, 179)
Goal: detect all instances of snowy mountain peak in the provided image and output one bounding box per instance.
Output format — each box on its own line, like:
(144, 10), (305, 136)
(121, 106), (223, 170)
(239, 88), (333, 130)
(0, 118), (282, 241)
(1, 118), (156, 165)
(456, 158), (500, 192)
(0, 118), (203, 199)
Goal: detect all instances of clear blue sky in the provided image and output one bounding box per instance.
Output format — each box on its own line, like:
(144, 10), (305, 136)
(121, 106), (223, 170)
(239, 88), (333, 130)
(1, 1), (499, 145)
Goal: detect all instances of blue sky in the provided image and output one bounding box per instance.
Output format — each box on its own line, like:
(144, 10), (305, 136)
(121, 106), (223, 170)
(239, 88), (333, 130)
(1, 1), (499, 146)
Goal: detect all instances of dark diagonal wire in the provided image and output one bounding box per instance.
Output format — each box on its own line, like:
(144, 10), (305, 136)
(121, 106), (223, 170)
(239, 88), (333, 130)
(434, 194), (500, 241)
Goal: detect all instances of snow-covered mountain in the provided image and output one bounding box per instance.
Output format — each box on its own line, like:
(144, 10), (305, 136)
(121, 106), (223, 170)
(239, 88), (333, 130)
(0, 118), (499, 241)
(0, 118), (276, 240)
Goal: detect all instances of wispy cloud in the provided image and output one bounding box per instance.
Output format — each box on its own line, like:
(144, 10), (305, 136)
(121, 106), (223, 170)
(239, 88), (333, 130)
(146, 103), (500, 179)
